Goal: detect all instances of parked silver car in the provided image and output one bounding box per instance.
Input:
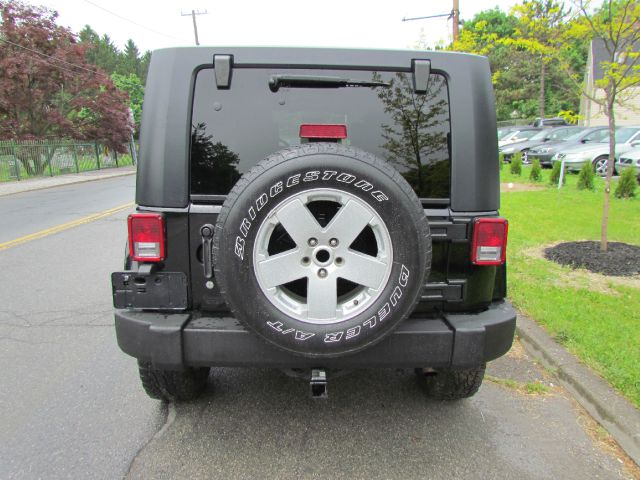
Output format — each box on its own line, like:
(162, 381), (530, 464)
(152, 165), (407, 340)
(553, 126), (640, 175)
(527, 127), (609, 166)
(500, 126), (583, 163)
(616, 147), (640, 178)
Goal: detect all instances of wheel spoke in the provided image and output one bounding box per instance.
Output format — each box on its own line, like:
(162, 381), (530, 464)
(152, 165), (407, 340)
(325, 200), (373, 247)
(307, 275), (338, 320)
(256, 250), (306, 288)
(276, 199), (321, 248)
(340, 252), (388, 290)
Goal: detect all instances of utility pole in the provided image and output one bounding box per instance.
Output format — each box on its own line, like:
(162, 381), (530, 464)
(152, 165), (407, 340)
(181, 9), (208, 46)
(402, 0), (461, 43)
(452, 0), (460, 42)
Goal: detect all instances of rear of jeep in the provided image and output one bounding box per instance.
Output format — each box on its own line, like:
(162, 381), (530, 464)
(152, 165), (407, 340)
(112, 47), (516, 402)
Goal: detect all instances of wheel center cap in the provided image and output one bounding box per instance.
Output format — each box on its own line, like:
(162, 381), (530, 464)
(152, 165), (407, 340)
(312, 246), (333, 266)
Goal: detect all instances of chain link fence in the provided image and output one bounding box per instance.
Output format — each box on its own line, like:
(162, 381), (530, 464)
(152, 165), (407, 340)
(0, 139), (137, 182)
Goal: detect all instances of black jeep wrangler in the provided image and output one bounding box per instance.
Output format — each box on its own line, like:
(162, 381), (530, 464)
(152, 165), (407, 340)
(112, 47), (515, 401)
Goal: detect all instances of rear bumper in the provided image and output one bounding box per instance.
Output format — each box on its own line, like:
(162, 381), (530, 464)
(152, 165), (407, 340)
(114, 301), (516, 370)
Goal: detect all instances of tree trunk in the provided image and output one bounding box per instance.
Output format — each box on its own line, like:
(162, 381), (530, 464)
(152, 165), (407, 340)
(600, 100), (616, 252)
(539, 59), (546, 119)
(415, 149), (423, 193)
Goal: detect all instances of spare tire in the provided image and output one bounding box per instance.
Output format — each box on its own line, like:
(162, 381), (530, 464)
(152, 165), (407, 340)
(212, 144), (431, 358)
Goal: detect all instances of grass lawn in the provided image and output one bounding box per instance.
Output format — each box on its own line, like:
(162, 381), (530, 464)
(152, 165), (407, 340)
(499, 164), (640, 408)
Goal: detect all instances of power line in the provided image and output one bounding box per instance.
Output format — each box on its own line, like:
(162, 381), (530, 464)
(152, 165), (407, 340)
(0, 40), (96, 79)
(402, 0), (461, 42)
(0, 38), (108, 78)
(83, 0), (188, 43)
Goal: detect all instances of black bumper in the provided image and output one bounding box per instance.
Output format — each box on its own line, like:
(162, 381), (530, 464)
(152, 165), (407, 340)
(114, 301), (516, 370)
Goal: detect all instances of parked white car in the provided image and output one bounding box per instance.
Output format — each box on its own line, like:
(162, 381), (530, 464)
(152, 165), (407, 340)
(553, 126), (640, 175)
(498, 128), (542, 148)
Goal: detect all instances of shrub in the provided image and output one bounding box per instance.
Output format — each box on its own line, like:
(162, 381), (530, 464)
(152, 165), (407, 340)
(550, 160), (565, 186)
(499, 152), (504, 170)
(576, 162), (595, 190)
(510, 153), (522, 176)
(529, 159), (542, 182)
(615, 167), (637, 198)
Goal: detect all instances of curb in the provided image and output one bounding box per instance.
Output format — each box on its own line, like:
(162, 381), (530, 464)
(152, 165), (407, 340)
(516, 314), (640, 465)
(0, 168), (136, 197)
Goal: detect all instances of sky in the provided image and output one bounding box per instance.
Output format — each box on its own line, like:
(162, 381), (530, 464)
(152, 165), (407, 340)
(35, 0), (524, 53)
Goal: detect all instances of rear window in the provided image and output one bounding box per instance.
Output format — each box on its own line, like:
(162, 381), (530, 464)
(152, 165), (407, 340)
(190, 67), (451, 199)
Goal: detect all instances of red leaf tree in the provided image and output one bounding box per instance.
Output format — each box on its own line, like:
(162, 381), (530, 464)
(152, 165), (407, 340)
(0, 1), (133, 172)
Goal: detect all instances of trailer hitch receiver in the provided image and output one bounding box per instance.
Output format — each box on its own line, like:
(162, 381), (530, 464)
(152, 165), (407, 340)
(310, 368), (328, 399)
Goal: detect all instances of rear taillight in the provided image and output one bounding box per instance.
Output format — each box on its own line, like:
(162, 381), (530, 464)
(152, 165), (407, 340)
(471, 218), (508, 266)
(299, 124), (347, 139)
(128, 213), (165, 262)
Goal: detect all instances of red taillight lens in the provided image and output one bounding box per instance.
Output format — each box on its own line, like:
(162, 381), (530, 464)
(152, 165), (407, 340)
(471, 218), (508, 266)
(299, 124), (347, 139)
(128, 213), (165, 262)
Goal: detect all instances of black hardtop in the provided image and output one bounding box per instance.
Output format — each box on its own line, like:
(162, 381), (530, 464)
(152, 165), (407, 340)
(137, 46), (499, 212)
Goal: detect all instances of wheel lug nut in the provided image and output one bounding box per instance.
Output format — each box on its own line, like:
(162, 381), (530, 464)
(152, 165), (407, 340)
(318, 268), (327, 278)
(308, 238), (318, 247)
(329, 238), (338, 247)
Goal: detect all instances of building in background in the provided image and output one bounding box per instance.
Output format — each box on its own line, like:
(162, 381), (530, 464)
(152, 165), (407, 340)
(580, 38), (640, 127)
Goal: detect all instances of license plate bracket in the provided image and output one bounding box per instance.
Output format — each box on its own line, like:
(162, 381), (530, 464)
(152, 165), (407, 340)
(112, 271), (188, 310)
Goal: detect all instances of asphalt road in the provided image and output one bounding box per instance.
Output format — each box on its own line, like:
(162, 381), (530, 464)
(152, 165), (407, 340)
(0, 176), (162, 479)
(0, 176), (635, 479)
(0, 175), (135, 243)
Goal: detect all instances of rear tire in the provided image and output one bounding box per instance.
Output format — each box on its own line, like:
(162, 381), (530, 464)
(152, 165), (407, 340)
(416, 364), (486, 400)
(137, 361), (210, 402)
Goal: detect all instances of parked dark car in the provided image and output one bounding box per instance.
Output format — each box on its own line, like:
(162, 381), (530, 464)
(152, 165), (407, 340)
(531, 117), (568, 127)
(499, 126), (583, 162)
(111, 47), (516, 402)
(527, 127), (609, 167)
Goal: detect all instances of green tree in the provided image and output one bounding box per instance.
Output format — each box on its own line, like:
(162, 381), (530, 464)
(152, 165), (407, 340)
(509, 1), (572, 118)
(0, 0), (132, 173)
(122, 39), (140, 76)
(567, 0), (640, 250)
(452, 6), (587, 120)
(79, 26), (151, 83)
(111, 72), (144, 134)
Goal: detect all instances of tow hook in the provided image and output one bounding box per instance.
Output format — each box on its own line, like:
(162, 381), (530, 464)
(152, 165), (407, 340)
(310, 368), (328, 399)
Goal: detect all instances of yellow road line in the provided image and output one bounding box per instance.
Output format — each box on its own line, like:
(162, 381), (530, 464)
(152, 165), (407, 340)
(0, 202), (134, 251)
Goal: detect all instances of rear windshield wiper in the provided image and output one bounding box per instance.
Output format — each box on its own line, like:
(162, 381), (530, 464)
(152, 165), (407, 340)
(269, 74), (390, 92)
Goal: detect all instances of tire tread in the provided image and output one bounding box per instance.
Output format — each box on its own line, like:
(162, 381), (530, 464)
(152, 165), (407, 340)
(137, 360), (210, 402)
(418, 364), (486, 400)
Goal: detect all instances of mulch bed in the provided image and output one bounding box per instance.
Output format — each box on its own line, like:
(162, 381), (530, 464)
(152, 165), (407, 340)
(544, 241), (640, 277)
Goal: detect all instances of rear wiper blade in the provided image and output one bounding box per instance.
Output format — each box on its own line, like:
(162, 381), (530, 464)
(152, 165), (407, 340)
(269, 74), (390, 92)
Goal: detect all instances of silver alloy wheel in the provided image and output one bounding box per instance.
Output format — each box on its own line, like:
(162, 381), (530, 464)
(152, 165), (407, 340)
(253, 188), (393, 325)
(594, 156), (609, 176)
